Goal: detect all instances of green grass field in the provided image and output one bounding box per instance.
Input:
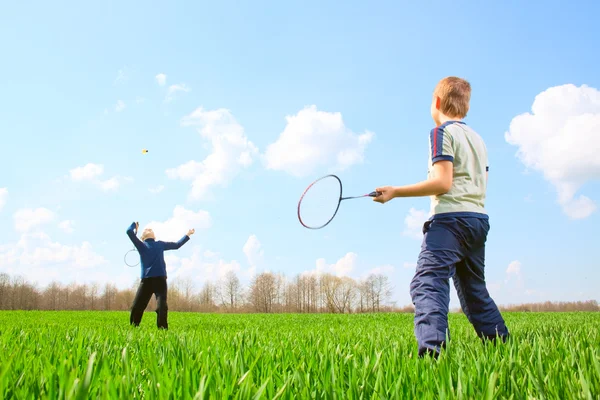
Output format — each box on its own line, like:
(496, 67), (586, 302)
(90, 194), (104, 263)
(0, 311), (598, 399)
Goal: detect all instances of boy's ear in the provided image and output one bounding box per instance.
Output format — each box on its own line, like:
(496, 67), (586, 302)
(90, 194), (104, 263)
(435, 96), (441, 110)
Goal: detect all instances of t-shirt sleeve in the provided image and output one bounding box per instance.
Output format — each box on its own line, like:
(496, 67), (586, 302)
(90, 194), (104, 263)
(485, 146), (489, 172)
(429, 126), (454, 164)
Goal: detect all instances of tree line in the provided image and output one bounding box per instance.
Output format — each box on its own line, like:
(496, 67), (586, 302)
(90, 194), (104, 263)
(0, 271), (597, 313)
(0, 271), (400, 313)
(497, 300), (599, 312)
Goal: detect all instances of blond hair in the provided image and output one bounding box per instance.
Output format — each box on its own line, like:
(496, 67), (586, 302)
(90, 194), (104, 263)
(140, 229), (151, 241)
(434, 77), (471, 119)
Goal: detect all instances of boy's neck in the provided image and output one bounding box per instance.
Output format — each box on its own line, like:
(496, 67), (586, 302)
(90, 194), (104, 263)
(436, 113), (463, 126)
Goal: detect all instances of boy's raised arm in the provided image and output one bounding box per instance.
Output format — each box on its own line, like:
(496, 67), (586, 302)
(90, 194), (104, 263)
(126, 221), (144, 251)
(163, 229), (194, 251)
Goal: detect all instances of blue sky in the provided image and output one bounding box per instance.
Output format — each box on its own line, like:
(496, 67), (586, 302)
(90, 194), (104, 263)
(1, 0), (599, 308)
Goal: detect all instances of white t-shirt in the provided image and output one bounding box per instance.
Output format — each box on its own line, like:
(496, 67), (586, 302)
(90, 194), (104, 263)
(427, 120), (489, 217)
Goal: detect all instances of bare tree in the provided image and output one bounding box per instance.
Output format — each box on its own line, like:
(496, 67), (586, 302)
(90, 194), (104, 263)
(357, 279), (369, 313)
(102, 283), (117, 310)
(336, 277), (356, 313)
(70, 283), (87, 310)
(198, 281), (216, 309)
(89, 283), (99, 310)
(0, 273), (11, 309)
(5, 275), (39, 310)
(320, 274), (337, 313)
(43, 282), (61, 310)
(115, 286), (136, 311)
(307, 274), (318, 313)
(370, 274), (392, 312)
(320, 274), (356, 313)
(286, 278), (299, 313)
(179, 278), (195, 312)
(222, 270), (242, 310)
(249, 272), (278, 313)
(165, 279), (183, 311)
(11, 276), (26, 310)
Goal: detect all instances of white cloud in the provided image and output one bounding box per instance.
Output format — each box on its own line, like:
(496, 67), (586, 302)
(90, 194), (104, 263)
(14, 208), (56, 232)
(505, 84), (600, 219)
(0, 188), (7, 211)
(506, 260), (521, 276)
(69, 163), (132, 191)
(114, 69), (127, 84)
(58, 220), (75, 233)
(166, 83), (190, 102)
(313, 252), (357, 277)
(179, 254), (240, 282)
(142, 205), (212, 242)
(302, 253), (399, 281)
(243, 234), (264, 275)
(99, 176), (132, 191)
(166, 160), (203, 181)
(100, 177), (120, 191)
(402, 208), (428, 239)
(203, 250), (218, 259)
(161, 246), (251, 287)
(136, 96), (146, 104)
(155, 73), (167, 86)
(115, 100), (126, 112)
(403, 262), (417, 269)
(263, 105), (374, 177)
(504, 260), (524, 290)
(70, 163), (104, 181)
(483, 260), (542, 306)
(0, 231), (108, 287)
(0, 233), (101, 268)
(166, 107), (259, 200)
(20, 236), (104, 268)
(366, 264), (395, 276)
(149, 185), (165, 194)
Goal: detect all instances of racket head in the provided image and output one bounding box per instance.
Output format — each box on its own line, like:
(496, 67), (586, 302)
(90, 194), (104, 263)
(297, 174), (343, 229)
(124, 248), (140, 267)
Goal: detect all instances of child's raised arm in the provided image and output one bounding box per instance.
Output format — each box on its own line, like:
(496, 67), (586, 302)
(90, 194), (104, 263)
(163, 229), (194, 251)
(126, 221), (145, 252)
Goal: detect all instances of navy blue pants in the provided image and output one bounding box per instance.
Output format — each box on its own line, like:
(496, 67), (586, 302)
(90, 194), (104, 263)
(410, 214), (509, 356)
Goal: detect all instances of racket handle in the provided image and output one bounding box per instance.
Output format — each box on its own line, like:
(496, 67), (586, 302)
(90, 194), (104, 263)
(368, 191), (382, 197)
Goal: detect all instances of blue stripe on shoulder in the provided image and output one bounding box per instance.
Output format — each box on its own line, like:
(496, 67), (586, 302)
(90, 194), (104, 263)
(430, 120), (466, 159)
(429, 127), (437, 158)
(429, 126), (445, 158)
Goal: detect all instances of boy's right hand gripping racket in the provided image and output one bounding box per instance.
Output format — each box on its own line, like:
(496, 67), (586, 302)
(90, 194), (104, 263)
(297, 174), (381, 229)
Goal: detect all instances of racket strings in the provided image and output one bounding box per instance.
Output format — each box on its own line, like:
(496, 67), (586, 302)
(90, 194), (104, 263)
(298, 175), (342, 229)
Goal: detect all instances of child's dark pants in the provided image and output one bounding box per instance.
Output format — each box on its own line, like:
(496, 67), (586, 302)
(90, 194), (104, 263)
(410, 214), (509, 356)
(130, 276), (168, 329)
